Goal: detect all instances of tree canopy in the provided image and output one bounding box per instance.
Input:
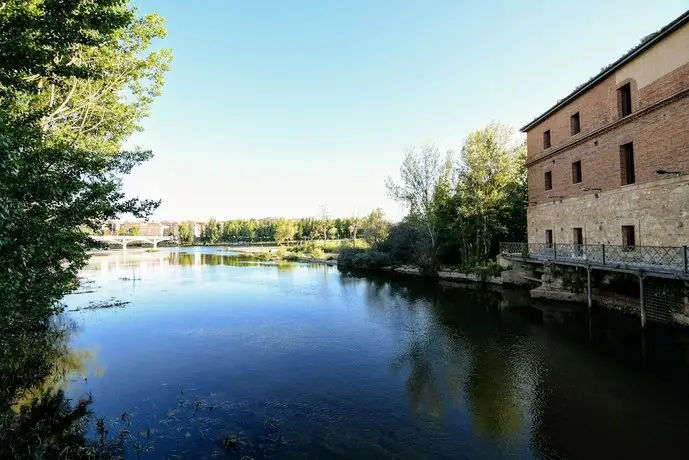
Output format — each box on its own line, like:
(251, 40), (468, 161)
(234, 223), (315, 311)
(382, 122), (526, 271)
(0, 0), (171, 322)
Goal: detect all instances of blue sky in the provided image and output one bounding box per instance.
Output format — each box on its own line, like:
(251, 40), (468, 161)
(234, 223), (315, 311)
(124, 0), (688, 221)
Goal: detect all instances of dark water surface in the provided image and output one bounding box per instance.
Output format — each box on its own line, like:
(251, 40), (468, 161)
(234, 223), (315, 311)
(60, 247), (689, 459)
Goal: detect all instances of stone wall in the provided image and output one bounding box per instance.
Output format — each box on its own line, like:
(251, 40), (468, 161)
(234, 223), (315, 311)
(527, 175), (689, 246)
(527, 94), (689, 205)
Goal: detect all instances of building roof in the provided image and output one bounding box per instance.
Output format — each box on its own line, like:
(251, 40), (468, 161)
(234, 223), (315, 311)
(520, 9), (689, 133)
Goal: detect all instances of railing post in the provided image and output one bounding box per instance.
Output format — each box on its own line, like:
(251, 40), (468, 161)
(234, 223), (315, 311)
(639, 275), (647, 329)
(553, 243), (557, 261)
(601, 244), (606, 265)
(587, 267), (593, 310)
(684, 245), (688, 274)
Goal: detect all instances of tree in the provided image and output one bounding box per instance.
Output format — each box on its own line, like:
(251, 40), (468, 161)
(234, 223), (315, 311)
(127, 226), (140, 236)
(0, 0), (172, 321)
(315, 204), (330, 241)
(274, 218), (297, 245)
(362, 208), (390, 247)
(348, 211), (363, 241)
(452, 122), (525, 265)
(179, 221), (195, 245)
(204, 218), (221, 243)
(386, 145), (451, 267)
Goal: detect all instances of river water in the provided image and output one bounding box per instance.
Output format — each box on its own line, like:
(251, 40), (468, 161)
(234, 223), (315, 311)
(59, 247), (689, 459)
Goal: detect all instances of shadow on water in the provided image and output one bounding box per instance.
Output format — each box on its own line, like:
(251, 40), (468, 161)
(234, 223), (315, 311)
(347, 274), (535, 439)
(346, 272), (689, 459)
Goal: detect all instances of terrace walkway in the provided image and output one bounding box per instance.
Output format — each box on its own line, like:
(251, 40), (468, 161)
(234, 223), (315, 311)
(499, 242), (689, 280)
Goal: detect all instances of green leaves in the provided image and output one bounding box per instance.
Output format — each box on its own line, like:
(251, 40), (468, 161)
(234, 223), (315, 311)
(387, 123), (526, 267)
(0, 0), (170, 321)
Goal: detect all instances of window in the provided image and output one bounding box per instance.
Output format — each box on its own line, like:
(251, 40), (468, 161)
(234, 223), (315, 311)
(545, 230), (553, 248)
(543, 130), (551, 149)
(618, 83), (632, 117)
(573, 227), (583, 245)
(570, 112), (581, 135)
(572, 160), (582, 183)
(544, 171), (552, 190)
(622, 225), (636, 248)
(620, 143), (635, 185)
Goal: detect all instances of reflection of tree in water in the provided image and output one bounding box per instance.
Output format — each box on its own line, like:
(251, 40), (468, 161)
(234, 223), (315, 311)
(359, 276), (530, 437)
(168, 252), (293, 269)
(0, 316), (117, 457)
(465, 340), (524, 438)
(11, 319), (101, 412)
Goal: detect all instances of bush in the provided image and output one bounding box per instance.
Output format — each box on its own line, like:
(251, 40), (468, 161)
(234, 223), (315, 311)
(337, 248), (391, 273)
(311, 247), (325, 259)
(276, 247), (287, 259)
(472, 260), (504, 281)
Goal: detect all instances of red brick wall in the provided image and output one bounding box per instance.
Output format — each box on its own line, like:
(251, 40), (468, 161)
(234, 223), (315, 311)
(640, 61), (689, 107)
(525, 58), (689, 205)
(527, 94), (689, 204)
(526, 74), (621, 162)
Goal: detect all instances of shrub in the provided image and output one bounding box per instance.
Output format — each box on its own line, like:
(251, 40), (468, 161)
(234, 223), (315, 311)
(337, 248), (391, 273)
(276, 247), (287, 259)
(473, 260), (504, 281)
(311, 247), (326, 259)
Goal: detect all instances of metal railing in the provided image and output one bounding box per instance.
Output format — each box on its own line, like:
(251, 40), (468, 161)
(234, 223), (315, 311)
(499, 242), (689, 274)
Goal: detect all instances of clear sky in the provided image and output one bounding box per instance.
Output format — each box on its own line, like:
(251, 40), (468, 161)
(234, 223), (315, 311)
(124, 0), (688, 222)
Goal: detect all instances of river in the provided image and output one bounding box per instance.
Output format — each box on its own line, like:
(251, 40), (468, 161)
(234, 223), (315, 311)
(56, 247), (689, 459)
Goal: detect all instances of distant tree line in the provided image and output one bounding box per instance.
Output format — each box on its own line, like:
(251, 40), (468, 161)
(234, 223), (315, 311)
(176, 209), (390, 246)
(340, 122), (527, 274)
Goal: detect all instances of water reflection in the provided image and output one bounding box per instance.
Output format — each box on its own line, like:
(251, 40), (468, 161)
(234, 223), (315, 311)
(359, 276), (531, 438)
(31, 250), (689, 458)
(0, 316), (112, 457)
(349, 273), (689, 458)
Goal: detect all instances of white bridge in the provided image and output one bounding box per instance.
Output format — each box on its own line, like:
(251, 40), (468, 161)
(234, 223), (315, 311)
(90, 235), (173, 249)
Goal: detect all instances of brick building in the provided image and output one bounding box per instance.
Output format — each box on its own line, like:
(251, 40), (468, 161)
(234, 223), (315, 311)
(523, 10), (689, 247)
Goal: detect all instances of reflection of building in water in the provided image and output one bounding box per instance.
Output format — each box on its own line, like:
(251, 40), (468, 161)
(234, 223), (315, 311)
(87, 250), (169, 273)
(530, 320), (689, 459)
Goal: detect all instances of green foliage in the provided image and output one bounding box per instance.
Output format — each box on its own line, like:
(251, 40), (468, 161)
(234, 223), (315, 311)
(383, 123), (526, 270)
(0, 0), (171, 322)
(204, 218), (221, 244)
(178, 221), (195, 245)
(362, 208), (390, 247)
(450, 123), (527, 265)
(472, 261), (504, 281)
(378, 220), (431, 268)
(311, 247), (326, 259)
(386, 145), (450, 267)
(274, 218), (297, 245)
(210, 215), (387, 245)
(337, 248), (392, 273)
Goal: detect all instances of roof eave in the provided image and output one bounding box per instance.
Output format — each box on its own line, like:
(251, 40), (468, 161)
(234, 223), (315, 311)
(520, 10), (689, 133)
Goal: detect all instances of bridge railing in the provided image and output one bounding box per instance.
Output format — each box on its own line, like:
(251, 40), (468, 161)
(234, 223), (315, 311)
(499, 242), (689, 274)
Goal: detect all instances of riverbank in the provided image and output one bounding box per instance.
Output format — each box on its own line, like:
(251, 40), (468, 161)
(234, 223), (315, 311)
(387, 265), (504, 284)
(216, 245), (339, 266)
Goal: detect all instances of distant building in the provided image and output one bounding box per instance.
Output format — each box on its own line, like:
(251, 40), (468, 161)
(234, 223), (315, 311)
(523, 10), (689, 247)
(102, 220), (170, 237)
(193, 222), (205, 238)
